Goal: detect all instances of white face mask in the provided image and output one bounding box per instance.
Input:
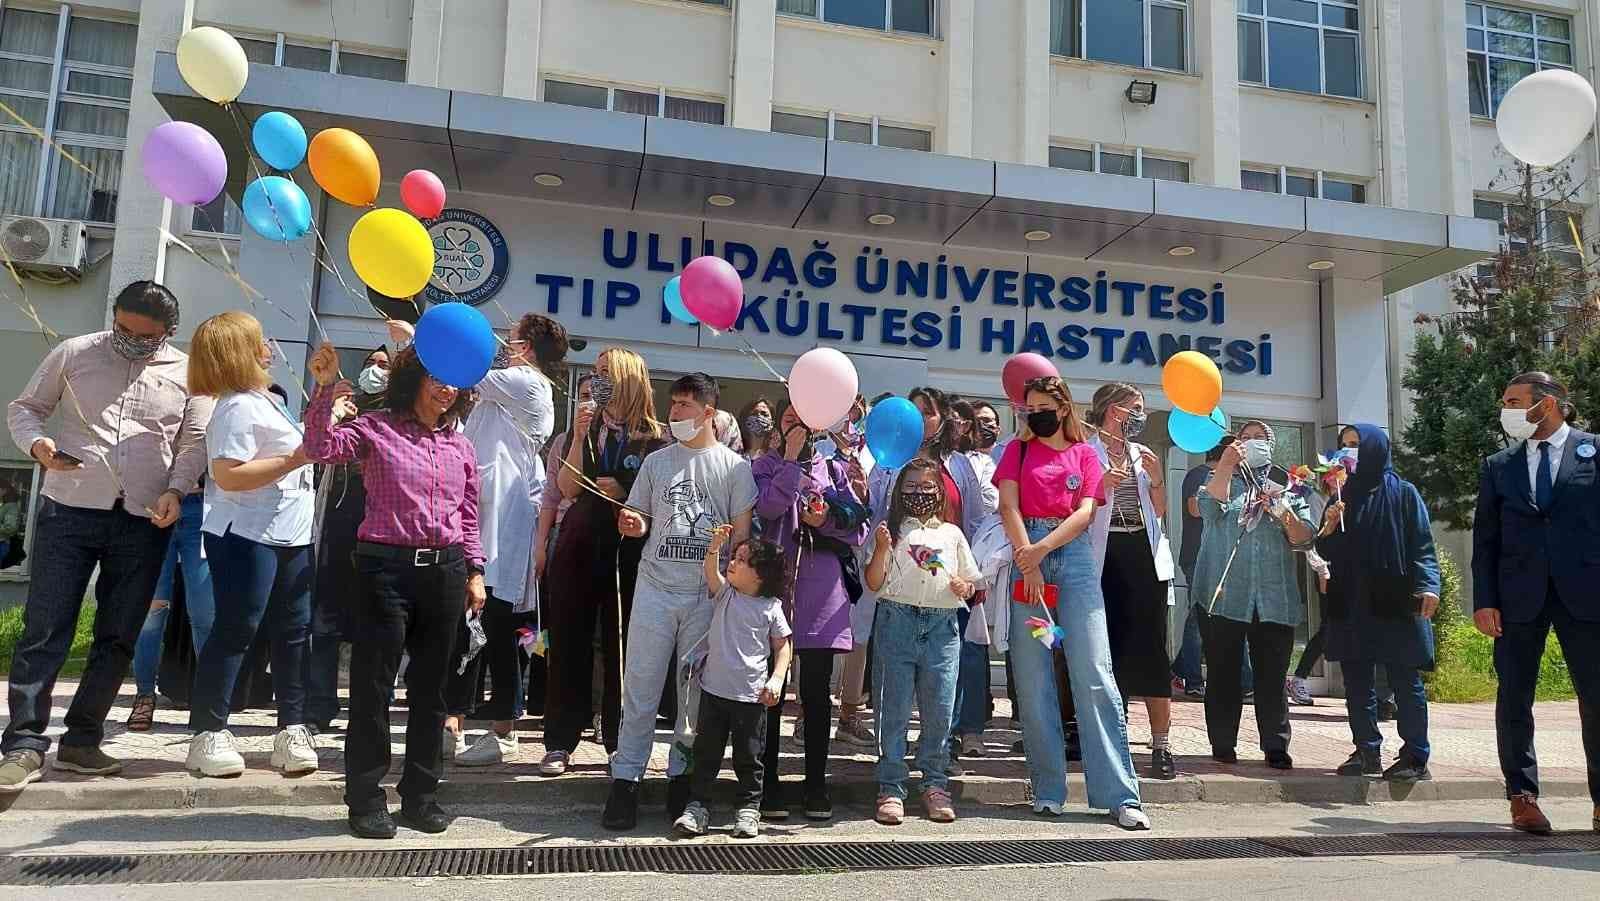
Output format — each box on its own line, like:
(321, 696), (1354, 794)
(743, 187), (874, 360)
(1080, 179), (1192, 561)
(669, 417), (705, 443)
(1241, 438), (1273, 469)
(1500, 406), (1542, 441)
(357, 365), (388, 395)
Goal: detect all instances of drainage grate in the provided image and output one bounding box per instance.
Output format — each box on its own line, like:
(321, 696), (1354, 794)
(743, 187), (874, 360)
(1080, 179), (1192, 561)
(1, 832), (1595, 886)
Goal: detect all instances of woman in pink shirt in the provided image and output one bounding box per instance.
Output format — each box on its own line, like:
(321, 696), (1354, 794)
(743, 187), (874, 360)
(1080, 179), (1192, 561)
(994, 376), (1148, 831)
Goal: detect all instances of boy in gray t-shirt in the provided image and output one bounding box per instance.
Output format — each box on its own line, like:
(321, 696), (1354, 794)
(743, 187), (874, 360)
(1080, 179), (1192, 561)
(674, 525), (792, 839)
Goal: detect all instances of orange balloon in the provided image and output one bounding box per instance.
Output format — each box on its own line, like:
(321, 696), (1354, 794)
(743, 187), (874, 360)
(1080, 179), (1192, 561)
(307, 128), (379, 206)
(1162, 350), (1223, 415)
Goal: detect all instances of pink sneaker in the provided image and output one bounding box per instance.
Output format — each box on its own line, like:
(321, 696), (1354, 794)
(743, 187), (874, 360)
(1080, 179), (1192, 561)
(923, 787), (956, 823)
(875, 795), (905, 826)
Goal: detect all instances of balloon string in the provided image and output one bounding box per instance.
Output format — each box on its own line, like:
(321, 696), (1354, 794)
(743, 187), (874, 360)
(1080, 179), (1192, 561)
(0, 98), (93, 177)
(705, 326), (789, 385)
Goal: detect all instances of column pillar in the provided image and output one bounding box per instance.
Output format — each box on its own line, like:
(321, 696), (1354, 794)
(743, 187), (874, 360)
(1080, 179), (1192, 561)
(938, 0), (975, 157)
(1319, 277), (1392, 430)
(409, 0), (445, 88)
(1018, 0), (1050, 167)
(730, 0), (776, 131)
(1439, 0), (1473, 217)
(1195, 0), (1240, 188)
(503, 0), (543, 100)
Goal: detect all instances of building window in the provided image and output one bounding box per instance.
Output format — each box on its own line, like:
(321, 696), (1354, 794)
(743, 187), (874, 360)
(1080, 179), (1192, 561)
(1242, 166), (1367, 203)
(1050, 0), (1188, 72)
(1467, 3), (1572, 118)
(1051, 143), (1191, 182)
(771, 110), (933, 151)
(777, 1), (936, 37)
(0, 8), (134, 223)
(1238, 1), (1361, 99)
(544, 79), (726, 124)
(223, 31), (407, 82)
(1474, 195), (1584, 273)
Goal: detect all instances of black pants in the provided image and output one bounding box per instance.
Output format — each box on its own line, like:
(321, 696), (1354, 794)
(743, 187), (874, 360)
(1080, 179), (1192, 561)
(1495, 596), (1600, 804)
(344, 549), (466, 816)
(543, 527), (638, 755)
(1202, 614), (1294, 755)
(764, 648), (836, 793)
(691, 690), (767, 810)
(445, 593), (529, 721)
(1294, 624), (1326, 679)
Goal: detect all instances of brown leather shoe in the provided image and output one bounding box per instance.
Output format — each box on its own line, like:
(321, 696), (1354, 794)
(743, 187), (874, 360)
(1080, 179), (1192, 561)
(1509, 792), (1552, 835)
(1592, 805), (1598, 834)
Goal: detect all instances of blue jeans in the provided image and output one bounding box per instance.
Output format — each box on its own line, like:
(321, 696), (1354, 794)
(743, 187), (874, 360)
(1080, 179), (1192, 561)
(1345, 661), (1429, 764)
(131, 493), (213, 696)
(1010, 521), (1141, 812)
(950, 606), (990, 740)
(873, 599), (960, 799)
(188, 529), (312, 733)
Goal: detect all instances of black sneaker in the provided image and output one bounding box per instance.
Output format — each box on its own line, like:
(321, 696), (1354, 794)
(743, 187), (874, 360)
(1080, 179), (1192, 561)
(348, 808), (397, 840)
(666, 775), (691, 821)
(760, 783), (789, 821)
(1382, 755), (1431, 783)
(602, 778), (640, 831)
(803, 786), (833, 821)
(398, 801), (451, 834)
(1211, 747), (1238, 764)
(1148, 748), (1176, 780)
(1266, 750), (1294, 770)
(52, 744), (122, 776)
(1377, 699), (1398, 722)
(1337, 749), (1382, 777)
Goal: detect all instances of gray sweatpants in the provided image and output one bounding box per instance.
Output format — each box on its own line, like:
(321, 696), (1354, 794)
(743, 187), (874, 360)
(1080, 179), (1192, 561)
(609, 582), (712, 782)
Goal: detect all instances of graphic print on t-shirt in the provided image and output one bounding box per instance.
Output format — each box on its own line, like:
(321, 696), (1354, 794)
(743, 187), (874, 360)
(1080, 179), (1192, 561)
(908, 544), (946, 574)
(659, 477), (716, 563)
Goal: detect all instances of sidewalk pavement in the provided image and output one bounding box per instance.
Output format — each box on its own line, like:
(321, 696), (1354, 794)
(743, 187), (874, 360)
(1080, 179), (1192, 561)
(0, 681), (1589, 812)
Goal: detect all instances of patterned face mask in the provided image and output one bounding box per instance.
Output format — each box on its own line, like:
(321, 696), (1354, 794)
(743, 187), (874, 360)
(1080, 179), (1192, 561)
(111, 326), (167, 362)
(589, 373), (614, 409)
(902, 491), (941, 518)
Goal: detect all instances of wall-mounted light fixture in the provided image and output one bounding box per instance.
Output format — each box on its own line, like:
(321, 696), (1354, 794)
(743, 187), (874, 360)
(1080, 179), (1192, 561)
(1126, 80), (1158, 106)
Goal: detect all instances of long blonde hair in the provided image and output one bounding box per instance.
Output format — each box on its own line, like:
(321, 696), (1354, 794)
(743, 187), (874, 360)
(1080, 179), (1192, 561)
(189, 311), (270, 397)
(1016, 376), (1088, 444)
(598, 346), (661, 439)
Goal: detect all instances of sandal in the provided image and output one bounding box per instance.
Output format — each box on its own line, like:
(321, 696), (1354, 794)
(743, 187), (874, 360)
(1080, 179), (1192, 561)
(126, 694), (156, 732)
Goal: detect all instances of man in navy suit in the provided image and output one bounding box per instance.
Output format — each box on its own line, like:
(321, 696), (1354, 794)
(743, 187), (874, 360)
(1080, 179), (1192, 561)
(1472, 372), (1600, 835)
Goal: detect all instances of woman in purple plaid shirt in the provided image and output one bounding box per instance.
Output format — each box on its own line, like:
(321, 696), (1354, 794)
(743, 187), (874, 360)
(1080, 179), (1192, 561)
(304, 342), (486, 841)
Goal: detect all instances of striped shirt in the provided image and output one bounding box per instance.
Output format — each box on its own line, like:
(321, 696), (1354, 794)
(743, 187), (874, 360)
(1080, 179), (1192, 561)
(1107, 453), (1144, 531)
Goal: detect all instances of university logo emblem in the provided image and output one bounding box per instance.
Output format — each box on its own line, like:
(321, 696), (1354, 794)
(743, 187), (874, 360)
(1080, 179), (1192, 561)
(424, 208), (509, 306)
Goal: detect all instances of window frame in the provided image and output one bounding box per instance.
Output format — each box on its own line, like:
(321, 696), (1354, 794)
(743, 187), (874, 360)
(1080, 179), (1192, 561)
(1238, 0), (1363, 100)
(1466, 2), (1573, 118)
(1051, 0), (1191, 74)
(771, 107), (933, 150)
(1049, 142), (1192, 182)
(776, 0), (940, 39)
(1241, 164), (1368, 203)
(542, 77), (726, 125)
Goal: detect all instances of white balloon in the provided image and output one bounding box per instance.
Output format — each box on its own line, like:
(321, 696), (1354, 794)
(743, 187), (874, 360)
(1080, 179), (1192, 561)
(177, 26), (249, 105)
(1496, 69), (1597, 168)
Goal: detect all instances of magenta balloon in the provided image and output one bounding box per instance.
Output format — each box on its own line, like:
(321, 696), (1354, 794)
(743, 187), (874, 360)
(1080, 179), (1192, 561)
(142, 121), (227, 205)
(1002, 352), (1059, 404)
(679, 255), (744, 331)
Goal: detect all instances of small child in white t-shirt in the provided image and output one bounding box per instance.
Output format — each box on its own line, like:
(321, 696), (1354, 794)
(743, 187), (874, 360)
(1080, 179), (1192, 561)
(672, 525), (793, 840)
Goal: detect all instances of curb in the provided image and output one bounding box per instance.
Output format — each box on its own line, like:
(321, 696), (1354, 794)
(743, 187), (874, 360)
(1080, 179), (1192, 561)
(3, 771), (1587, 813)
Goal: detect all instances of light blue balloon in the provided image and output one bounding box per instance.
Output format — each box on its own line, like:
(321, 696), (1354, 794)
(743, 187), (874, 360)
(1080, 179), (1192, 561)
(663, 276), (696, 324)
(865, 397), (923, 470)
(251, 111), (308, 172)
(241, 176), (312, 242)
(1168, 406), (1229, 454)
(415, 302), (496, 388)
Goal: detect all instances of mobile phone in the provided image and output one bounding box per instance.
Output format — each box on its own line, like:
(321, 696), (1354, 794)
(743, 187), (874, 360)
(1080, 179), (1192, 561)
(1012, 579), (1058, 607)
(51, 450), (83, 467)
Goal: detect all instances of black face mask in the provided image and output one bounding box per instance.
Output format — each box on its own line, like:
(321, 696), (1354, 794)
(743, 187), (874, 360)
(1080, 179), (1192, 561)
(902, 491), (941, 518)
(976, 423), (999, 447)
(1027, 410), (1061, 439)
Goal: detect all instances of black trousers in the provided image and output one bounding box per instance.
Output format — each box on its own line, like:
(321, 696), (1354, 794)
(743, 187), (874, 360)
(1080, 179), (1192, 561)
(543, 527), (638, 755)
(344, 549), (465, 816)
(445, 593), (529, 721)
(1495, 596), (1600, 804)
(692, 690), (767, 810)
(1294, 624), (1327, 679)
(1202, 614), (1294, 755)
(764, 648), (836, 793)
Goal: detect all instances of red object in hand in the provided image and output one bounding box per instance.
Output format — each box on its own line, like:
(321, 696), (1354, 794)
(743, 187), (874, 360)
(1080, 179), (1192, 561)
(1012, 579), (1058, 607)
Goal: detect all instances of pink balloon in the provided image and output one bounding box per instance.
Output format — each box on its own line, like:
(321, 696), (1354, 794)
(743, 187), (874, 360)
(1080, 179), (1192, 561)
(679, 256), (744, 331)
(789, 348), (859, 429)
(142, 121), (227, 205)
(1002, 352), (1058, 404)
(400, 169), (446, 219)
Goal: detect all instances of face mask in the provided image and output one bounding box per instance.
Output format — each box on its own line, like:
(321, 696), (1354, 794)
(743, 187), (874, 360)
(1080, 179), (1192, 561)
(1500, 406), (1542, 441)
(976, 422), (999, 447)
(669, 417), (704, 443)
(357, 365), (388, 395)
(1241, 438), (1273, 469)
(838, 421), (862, 448)
(744, 414), (772, 437)
(490, 344), (514, 370)
(589, 374), (614, 410)
(1122, 410), (1148, 440)
(111, 328), (167, 362)
(1026, 410), (1061, 439)
(902, 491), (941, 518)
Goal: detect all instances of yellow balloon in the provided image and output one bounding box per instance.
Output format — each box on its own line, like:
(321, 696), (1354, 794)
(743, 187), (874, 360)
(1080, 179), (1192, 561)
(177, 27), (249, 104)
(349, 208), (434, 299)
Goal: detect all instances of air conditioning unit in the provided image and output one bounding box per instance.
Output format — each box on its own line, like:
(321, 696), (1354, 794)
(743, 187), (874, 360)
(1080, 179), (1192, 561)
(0, 216), (87, 280)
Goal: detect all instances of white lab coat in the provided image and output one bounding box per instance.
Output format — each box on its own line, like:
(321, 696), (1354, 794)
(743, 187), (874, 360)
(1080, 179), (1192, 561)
(1087, 436), (1176, 606)
(970, 513), (1015, 652)
(463, 366), (553, 610)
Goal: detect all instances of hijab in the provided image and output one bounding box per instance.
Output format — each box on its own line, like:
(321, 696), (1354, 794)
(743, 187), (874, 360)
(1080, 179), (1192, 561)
(1320, 423), (1412, 618)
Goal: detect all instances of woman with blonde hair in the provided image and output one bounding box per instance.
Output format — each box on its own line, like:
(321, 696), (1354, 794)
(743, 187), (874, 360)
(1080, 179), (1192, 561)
(538, 347), (668, 776)
(183, 312), (318, 781)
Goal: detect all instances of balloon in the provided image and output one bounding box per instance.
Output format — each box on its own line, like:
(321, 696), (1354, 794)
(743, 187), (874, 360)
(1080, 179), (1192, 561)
(1496, 69), (1598, 168)
(307, 128), (380, 206)
(141, 121), (227, 205)
(679, 256), (744, 331)
(663, 276), (696, 324)
(1001, 353), (1058, 404)
(400, 169), (446, 219)
(1168, 407), (1230, 454)
(241, 176), (311, 241)
(1162, 350), (1223, 415)
(414, 302), (496, 389)
(348, 208), (434, 299)
(789, 348), (859, 430)
(251, 111), (307, 171)
(864, 397), (922, 470)
(176, 26), (249, 104)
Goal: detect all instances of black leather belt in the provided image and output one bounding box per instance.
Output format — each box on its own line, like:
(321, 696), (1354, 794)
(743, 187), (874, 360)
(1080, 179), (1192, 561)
(356, 541), (464, 567)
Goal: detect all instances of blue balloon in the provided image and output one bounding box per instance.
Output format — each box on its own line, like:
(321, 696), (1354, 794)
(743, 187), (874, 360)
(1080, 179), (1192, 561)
(252, 111), (308, 171)
(241, 176), (311, 242)
(415, 302), (496, 388)
(865, 397), (923, 470)
(1168, 406), (1229, 454)
(663, 276), (696, 324)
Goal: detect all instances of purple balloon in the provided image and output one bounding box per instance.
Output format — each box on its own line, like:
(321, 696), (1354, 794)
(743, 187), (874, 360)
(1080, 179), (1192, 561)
(142, 121), (227, 205)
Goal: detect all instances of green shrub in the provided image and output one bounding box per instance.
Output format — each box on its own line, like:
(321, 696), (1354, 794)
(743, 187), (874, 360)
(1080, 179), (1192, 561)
(1425, 548), (1574, 703)
(0, 600), (96, 677)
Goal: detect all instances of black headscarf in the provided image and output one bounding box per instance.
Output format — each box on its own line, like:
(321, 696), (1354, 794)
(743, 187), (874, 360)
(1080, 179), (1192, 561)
(1320, 423), (1414, 617)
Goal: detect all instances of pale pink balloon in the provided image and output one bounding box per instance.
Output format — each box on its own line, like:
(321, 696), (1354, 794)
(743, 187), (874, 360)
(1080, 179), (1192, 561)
(679, 255), (744, 331)
(789, 348), (859, 430)
(1002, 352), (1059, 404)
(400, 169), (446, 219)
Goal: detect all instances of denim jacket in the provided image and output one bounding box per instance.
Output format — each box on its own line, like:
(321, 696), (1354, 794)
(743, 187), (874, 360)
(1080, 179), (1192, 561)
(1190, 471), (1315, 627)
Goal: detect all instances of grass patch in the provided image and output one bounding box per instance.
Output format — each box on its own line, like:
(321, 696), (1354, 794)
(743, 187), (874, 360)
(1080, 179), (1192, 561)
(0, 600), (96, 678)
(1424, 550), (1575, 704)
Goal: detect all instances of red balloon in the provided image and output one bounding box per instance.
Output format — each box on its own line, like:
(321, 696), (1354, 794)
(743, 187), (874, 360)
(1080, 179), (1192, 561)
(1002, 353), (1058, 404)
(400, 169), (446, 219)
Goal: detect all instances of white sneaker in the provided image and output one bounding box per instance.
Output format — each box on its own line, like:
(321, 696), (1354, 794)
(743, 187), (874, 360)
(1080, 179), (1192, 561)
(1287, 676), (1315, 706)
(187, 730), (245, 778)
(455, 730), (516, 767)
(443, 727), (468, 760)
(1113, 804), (1151, 831)
(961, 734), (986, 757)
(271, 725), (320, 775)
(1033, 801), (1065, 817)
